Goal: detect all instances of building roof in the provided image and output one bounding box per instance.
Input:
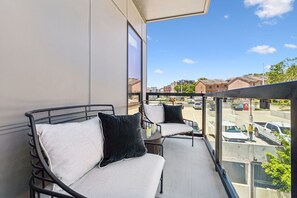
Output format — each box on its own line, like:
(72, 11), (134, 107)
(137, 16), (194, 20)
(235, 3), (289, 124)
(228, 75), (267, 84)
(128, 78), (141, 86)
(198, 79), (228, 85)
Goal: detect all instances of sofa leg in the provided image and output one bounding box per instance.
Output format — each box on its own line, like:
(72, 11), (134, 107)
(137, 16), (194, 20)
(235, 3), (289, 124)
(161, 171), (164, 193)
(30, 188), (34, 198)
(192, 131), (194, 147)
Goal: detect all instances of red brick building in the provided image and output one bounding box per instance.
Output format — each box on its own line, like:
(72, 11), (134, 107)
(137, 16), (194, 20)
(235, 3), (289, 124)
(163, 85), (171, 93)
(195, 80), (228, 93)
(228, 76), (266, 90)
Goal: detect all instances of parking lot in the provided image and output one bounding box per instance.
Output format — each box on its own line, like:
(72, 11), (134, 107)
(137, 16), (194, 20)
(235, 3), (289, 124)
(181, 104), (290, 146)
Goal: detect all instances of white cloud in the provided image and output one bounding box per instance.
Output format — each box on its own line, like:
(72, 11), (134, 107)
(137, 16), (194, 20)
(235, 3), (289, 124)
(265, 65), (272, 70)
(154, 69), (164, 74)
(248, 45), (277, 54)
(244, 0), (294, 19)
(260, 19), (278, 26)
(182, 58), (196, 64)
(147, 35), (151, 41)
(224, 15), (229, 19)
(284, 43), (297, 49)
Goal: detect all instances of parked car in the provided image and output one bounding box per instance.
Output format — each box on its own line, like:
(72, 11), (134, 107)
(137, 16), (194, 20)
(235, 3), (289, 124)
(231, 103), (244, 111)
(253, 122), (290, 145)
(188, 99), (195, 105)
(222, 121), (248, 142)
(193, 102), (202, 110)
(209, 103), (215, 111)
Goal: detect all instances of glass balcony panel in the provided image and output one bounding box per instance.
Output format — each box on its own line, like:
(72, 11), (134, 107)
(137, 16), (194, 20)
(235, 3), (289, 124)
(206, 97), (216, 150)
(221, 97), (291, 198)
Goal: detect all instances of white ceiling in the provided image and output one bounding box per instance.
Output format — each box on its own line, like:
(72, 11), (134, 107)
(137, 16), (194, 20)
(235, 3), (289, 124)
(132, 0), (210, 23)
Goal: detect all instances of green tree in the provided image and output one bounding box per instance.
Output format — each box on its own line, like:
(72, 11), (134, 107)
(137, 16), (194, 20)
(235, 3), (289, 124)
(285, 65), (297, 81)
(174, 83), (195, 93)
(267, 57), (297, 84)
(174, 84), (181, 92)
(198, 77), (208, 80)
(262, 132), (291, 192)
(184, 83), (195, 93)
(267, 62), (286, 84)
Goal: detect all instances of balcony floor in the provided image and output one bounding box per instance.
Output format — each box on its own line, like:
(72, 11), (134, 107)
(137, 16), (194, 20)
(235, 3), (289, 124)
(156, 136), (227, 198)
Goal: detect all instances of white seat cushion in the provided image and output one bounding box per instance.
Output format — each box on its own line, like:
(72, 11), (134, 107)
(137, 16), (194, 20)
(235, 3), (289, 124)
(158, 123), (193, 137)
(36, 118), (104, 188)
(143, 104), (165, 123)
(68, 153), (165, 198)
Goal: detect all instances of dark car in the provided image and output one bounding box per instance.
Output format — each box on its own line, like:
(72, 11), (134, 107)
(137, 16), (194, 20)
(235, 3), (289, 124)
(231, 104), (244, 111)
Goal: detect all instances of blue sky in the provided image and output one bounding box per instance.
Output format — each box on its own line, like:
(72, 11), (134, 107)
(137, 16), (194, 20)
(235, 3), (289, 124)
(147, 0), (297, 88)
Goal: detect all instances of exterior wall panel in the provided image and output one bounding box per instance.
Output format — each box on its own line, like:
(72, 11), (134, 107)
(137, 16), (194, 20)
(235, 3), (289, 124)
(0, 0), (145, 196)
(0, 0), (90, 197)
(91, 0), (127, 114)
(128, 0), (143, 37)
(112, 0), (127, 17)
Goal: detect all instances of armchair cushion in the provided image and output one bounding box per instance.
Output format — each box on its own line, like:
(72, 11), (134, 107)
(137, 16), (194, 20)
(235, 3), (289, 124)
(143, 104), (165, 123)
(69, 154), (165, 198)
(163, 104), (184, 124)
(98, 112), (147, 167)
(36, 118), (104, 188)
(158, 123), (193, 137)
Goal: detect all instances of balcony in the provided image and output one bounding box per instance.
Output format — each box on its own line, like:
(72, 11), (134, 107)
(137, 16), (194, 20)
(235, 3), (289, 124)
(0, 0), (296, 198)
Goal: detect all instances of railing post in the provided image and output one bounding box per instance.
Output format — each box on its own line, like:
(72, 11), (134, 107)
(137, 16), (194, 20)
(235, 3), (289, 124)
(202, 96), (206, 137)
(291, 97), (297, 197)
(146, 93), (149, 104)
(215, 97), (222, 164)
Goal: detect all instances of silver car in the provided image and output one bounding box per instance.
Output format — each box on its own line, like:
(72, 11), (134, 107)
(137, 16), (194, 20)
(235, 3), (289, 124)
(193, 102), (202, 110)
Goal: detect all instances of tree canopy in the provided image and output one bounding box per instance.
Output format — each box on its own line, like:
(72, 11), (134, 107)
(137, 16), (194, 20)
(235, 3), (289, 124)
(262, 132), (291, 192)
(174, 83), (195, 93)
(267, 57), (297, 84)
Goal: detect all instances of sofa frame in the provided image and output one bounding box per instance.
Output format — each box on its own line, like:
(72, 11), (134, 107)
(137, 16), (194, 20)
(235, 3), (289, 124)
(141, 101), (195, 146)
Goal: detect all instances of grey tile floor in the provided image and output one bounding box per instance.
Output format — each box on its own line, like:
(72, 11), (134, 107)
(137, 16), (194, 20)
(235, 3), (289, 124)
(156, 136), (228, 198)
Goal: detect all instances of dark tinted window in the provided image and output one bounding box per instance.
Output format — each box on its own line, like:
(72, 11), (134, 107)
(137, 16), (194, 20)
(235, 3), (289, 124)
(266, 123), (273, 130)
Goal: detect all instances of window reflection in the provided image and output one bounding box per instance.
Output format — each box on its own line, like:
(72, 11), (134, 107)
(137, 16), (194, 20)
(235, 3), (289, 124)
(128, 26), (142, 114)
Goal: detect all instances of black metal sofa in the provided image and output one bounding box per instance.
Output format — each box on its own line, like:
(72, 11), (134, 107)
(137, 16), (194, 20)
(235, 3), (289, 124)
(25, 104), (165, 198)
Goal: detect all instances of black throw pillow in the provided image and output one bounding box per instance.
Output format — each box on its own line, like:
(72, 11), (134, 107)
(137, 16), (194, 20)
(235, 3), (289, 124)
(163, 104), (185, 124)
(98, 112), (147, 167)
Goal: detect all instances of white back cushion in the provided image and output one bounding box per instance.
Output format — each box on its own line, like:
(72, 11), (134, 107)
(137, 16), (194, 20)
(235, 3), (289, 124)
(36, 118), (104, 187)
(143, 104), (165, 123)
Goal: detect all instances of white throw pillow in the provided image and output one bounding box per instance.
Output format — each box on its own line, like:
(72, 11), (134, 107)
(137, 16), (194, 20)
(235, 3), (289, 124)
(143, 104), (165, 123)
(36, 118), (104, 189)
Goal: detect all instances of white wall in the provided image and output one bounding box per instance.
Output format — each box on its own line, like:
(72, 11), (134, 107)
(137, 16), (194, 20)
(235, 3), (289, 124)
(91, 0), (127, 113)
(0, 0), (146, 196)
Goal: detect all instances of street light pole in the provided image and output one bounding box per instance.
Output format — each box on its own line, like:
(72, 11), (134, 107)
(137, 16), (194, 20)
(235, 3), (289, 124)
(262, 63), (265, 85)
(180, 80), (183, 93)
(249, 98), (253, 123)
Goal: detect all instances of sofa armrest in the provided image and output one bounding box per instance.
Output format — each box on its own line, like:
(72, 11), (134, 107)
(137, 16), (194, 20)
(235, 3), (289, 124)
(183, 119), (194, 127)
(143, 119), (153, 127)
